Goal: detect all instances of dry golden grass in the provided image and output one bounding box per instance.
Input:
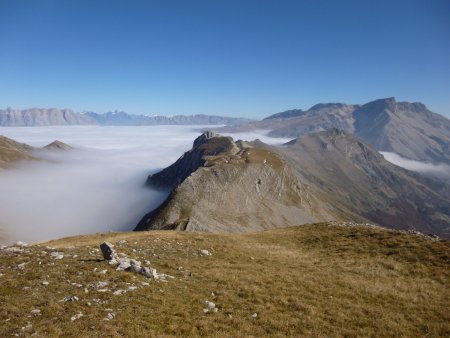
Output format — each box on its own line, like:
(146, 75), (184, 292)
(0, 223), (449, 337)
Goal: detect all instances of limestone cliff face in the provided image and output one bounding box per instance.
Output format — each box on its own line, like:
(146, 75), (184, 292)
(135, 132), (339, 232)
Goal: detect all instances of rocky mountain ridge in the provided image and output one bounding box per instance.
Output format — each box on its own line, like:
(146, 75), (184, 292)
(136, 130), (450, 237)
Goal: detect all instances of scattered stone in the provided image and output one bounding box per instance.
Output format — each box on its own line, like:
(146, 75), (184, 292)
(205, 301), (216, 309)
(97, 289), (109, 293)
(18, 262), (28, 270)
(200, 249), (211, 256)
(15, 241), (28, 247)
(144, 260), (151, 265)
(104, 313), (115, 321)
(128, 286), (138, 291)
(95, 281), (108, 288)
(99, 269), (108, 274)
(41, 281), (49, 286)
(113, 290), (127, 296)
(141, 282), (150, 287)
(100, 242), (117, 261)
(63, 295), (79, 302)
(30, 309), (41, 317)
(50, 252), (64, 259)
(70, 313), (83, 321)
(251, 313), (258, 318)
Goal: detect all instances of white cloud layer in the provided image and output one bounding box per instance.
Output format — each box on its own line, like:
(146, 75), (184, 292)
(381, 152), (450, 176)
(0, 126), (285, 244)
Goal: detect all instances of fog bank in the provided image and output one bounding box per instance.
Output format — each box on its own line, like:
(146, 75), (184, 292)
(381, 152), (450, 177)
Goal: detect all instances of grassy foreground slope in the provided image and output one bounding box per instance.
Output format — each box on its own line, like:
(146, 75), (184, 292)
(0, 223), (449, 337)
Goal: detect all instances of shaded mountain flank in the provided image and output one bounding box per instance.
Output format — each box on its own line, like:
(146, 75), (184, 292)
(214, 98), (450, 164)
(0, 108), (253, 126)
(0, 136), (72, 168)
(136, 131), (450, 237)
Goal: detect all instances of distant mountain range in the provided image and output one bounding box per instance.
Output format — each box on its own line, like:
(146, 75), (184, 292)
(0, 108), (253, 127)
(136, 130), (450, 237)
(214, 98), (450, 165)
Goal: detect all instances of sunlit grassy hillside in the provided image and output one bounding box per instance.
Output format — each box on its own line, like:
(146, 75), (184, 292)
(0, 223), (448, 337)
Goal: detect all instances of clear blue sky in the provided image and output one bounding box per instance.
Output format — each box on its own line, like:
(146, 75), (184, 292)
(0, 0), (449, 118)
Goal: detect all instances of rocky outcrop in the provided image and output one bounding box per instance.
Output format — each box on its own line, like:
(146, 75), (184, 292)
(136, 132), (339, 232)
(136, 131), (450, 237)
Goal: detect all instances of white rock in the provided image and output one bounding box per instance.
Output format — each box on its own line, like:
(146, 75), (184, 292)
(30, 309), (41, 317)
(99, 269), (108, 274)
(251, 313), (258, 318)
(70, 313), (83, 321)
(104, 313), (115, 321)
(200, 249), (211, 256)
(15, 241), (28, 247)
(95, 281), (108, 288)
(18, 262), (28, 270)
(41, 281), (49, 286)
(205, 301), (216, 309)
(113, 290), (127, 295)
(63, 295), (79, 302)
(50, 252), (64, 259)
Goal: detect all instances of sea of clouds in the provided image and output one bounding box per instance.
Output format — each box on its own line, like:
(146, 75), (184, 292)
(0, 126), (291, 244)
(1, 125), (445, 244)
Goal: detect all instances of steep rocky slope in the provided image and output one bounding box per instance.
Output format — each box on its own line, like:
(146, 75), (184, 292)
(214, 98), (450, 164)
(136, 131), (450, 237)
(353, 98), (450, 163)
(136, 132), (341, 232)
(279, 129), (450, 236)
